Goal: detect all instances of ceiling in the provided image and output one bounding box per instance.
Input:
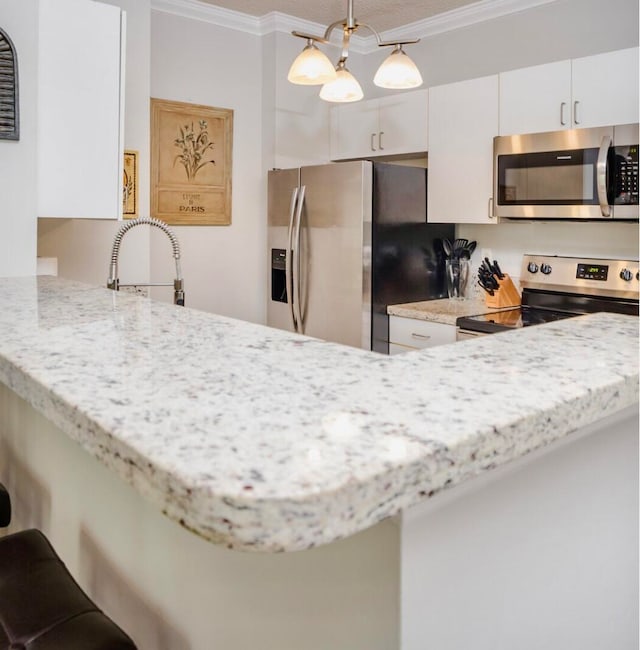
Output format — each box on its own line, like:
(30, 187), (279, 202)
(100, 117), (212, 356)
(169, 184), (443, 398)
(196, 0), (485, 33)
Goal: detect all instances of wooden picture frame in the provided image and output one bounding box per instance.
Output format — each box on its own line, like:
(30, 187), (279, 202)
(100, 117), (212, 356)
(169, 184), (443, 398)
(123, 149), (138, 218)
(151, 98), (233, 225)
(0, 27), (19, 141)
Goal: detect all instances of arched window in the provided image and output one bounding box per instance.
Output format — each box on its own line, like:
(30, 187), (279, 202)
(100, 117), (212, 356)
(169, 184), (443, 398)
(0, 27), (19, 141)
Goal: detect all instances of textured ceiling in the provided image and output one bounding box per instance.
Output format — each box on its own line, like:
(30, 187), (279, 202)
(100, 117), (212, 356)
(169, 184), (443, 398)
(197, 0), (483, 32)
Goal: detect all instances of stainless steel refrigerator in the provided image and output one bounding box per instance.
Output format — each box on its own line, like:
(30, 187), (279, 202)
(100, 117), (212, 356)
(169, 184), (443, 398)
(267, 161), (454, 353)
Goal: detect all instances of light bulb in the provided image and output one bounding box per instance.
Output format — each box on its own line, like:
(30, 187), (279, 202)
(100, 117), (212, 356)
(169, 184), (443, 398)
(319, 65), (363, 103)
(288, 41), (337, 85)
(374, 45), (423, 89)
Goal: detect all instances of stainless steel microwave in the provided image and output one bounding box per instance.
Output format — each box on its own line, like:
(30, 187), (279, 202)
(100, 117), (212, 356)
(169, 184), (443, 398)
(493, 123), (638, 220)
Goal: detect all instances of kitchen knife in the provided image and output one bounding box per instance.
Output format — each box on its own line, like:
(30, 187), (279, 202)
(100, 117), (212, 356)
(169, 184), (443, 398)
(477, 280), (494, 296)
(493, 260), (504, 279)
(477, 269), (498, 292)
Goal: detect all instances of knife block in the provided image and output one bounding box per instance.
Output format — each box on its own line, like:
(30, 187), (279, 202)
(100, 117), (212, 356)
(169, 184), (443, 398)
(484, 274), (521, 308)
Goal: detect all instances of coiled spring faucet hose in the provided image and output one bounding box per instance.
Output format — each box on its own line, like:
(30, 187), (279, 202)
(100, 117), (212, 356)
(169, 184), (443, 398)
(107, 217), (185, 306)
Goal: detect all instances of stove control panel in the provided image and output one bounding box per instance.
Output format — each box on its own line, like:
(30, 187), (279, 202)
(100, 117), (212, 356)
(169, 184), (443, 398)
(577, 263), (608, 281)
(521, 255), (639, 299)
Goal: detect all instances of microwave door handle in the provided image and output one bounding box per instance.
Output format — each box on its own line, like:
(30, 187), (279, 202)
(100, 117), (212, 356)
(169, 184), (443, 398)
(596, 135), (612, 217)
(292, 184), (306, 332)
(286, 187), (299, 331)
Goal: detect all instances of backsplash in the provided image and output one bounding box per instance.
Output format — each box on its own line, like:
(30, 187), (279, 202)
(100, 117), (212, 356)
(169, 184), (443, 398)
(459, 221), (639, 296)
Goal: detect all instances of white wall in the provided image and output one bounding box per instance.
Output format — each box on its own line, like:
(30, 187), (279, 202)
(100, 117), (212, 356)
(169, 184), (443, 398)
(149, 11), (265, 323)
(37, 0), (151, 289)
(0, 0), (38, 277)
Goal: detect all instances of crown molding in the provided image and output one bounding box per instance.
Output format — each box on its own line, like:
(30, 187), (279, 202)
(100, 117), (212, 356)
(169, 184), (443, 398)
(258, 11), (370, 52)
(151, 0), (371, 51)
(151, 0), (263, 34)
(151, 0), (559, 52)
(379, 0), (559, 48)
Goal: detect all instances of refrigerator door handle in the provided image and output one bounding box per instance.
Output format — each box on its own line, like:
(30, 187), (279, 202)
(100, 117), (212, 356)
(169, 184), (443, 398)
(286, 187), (299, 331)
(292, 184), (306, 332)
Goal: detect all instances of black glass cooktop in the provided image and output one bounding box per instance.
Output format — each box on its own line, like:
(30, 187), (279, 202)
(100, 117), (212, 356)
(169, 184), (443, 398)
(456, 307), (578, 334)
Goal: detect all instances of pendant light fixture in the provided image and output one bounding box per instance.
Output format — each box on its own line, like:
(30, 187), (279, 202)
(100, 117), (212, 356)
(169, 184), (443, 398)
(319, 59), (363, 103)
(287, 0), (423, 103)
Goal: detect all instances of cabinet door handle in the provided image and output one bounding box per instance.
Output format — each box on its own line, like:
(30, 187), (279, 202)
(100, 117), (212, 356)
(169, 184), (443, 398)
(560, 102), (567, 126)
(488, 196), (496, 219)
(411, 332), (431, 340)
(370, 133), (377, 151)
(379, 131), (384, 150)
(573, 100), (580, 125)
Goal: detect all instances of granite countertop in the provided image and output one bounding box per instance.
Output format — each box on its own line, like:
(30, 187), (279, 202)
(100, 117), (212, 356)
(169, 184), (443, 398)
(388, 297), (509, 325)
(0, 277), (637, 552)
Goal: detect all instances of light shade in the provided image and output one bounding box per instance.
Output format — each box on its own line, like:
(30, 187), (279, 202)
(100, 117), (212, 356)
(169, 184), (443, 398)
(288, 41), (337, 85)
(374, 45), (423, 89)
(319, 65), (364, 103)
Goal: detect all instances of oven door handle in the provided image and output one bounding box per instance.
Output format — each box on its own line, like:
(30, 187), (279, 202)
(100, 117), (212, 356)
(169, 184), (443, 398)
(596, 135), (612, 218)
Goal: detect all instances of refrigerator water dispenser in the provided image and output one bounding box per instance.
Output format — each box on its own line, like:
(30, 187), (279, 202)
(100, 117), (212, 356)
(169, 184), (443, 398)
(271, 249), (287, 303)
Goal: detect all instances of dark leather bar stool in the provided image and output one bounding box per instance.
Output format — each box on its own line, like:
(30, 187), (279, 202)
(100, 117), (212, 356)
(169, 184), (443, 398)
(0, 483), (137, 649)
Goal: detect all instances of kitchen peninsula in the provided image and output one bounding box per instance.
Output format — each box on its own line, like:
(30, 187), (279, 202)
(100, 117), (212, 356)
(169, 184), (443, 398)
(0, 276), (637, 650)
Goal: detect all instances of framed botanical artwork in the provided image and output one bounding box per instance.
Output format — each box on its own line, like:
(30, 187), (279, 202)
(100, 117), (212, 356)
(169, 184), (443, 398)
(123, 150), (138, 218)
(150, 98), (233, 225)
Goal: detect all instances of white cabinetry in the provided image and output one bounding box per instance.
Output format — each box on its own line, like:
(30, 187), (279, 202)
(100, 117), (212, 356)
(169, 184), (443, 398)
(389, 316), (456, 354)
(330, 90), (428, 160)
(427, 75), (498, 224)
(571, 48), (639, 129)
(499, 47), (638, 135)
(38, 0), (125, 219)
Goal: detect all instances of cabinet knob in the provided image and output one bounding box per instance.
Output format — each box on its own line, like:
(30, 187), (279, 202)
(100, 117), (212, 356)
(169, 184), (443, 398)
(370, 133), (377, 151)
(379, 131), (384, 150)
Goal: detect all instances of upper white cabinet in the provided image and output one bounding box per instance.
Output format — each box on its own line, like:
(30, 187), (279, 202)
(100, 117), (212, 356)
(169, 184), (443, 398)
(330, 89), (428, 160)
(571, 48), (639, 129)
(499, 47), (639, 135)
(499, 60), (571, 135)
(38, 0), (125, 219)
(427, 75), (498, 224)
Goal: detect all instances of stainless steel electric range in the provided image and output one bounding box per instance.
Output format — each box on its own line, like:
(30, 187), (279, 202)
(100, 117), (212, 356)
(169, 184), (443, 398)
(456, 255), (639, 339)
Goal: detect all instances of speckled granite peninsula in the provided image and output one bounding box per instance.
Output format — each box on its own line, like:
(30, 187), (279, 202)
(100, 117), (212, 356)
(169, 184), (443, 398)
(0, 276), (637, 551)
(0, 276), (638, 649)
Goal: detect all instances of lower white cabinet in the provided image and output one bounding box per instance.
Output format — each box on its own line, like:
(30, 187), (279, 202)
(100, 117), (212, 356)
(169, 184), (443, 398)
(389, 316), (456, 354)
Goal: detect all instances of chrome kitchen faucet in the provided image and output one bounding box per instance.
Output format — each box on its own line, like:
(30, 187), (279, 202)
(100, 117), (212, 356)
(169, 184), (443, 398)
(107, 217), (185, 306)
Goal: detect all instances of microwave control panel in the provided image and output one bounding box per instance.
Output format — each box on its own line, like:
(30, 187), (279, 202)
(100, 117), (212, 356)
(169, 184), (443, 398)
(614, 144), (639, 205)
